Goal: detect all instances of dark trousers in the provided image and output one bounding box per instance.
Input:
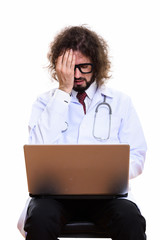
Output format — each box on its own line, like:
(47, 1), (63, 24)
(24, 197), (146, 240)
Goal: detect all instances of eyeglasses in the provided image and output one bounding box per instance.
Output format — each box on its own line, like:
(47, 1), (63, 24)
(74, 63), (93, 74)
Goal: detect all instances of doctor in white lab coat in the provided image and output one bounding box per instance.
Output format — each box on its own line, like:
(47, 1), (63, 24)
(18, 26), (147, 240)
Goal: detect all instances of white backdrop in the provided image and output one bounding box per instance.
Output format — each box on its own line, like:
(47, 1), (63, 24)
(0, 0), (159, 239)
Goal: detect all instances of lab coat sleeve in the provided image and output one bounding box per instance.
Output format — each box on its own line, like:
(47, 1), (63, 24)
(28, 89), (70, 144)
(118, 97), (147, 179)
(17, 197), (31, 237)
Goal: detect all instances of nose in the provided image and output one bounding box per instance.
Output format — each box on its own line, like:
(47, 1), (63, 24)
(74, 67), (81, 78)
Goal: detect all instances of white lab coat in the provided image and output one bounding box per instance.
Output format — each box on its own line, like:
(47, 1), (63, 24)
(18, 82), (147, 237)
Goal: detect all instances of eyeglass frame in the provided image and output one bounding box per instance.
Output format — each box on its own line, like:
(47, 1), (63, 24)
(74, 63), (94, 74)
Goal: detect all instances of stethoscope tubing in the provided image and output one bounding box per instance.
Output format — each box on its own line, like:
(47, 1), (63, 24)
(92, 95), (112, 141)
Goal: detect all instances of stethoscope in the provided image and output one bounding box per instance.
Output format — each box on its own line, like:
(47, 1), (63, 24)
(62, 95), (112, 141)
(92, 95), (112, 141)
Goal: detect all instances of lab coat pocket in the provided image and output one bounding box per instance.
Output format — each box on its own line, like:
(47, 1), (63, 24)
(109, 115), (122, 141)
(93, 113), (121, 142)
(92, 107), (111, 141)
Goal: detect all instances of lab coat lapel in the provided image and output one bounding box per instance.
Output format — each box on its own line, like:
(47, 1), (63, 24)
(88, 85), (114, 112)
(88, 87), (103, 112)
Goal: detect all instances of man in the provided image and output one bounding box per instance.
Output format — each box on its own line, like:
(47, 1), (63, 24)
(20, 26), (147, 239)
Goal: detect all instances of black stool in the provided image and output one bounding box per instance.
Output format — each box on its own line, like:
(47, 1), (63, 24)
(60, 221), (108, 238)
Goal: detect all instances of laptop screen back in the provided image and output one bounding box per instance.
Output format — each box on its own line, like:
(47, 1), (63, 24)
(24, 144), (130, 198)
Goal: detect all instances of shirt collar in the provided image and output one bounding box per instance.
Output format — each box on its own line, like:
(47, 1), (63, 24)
(71, 81), (114, 100)
(71, 81), (97, 100)
(86, 81), (97, 100)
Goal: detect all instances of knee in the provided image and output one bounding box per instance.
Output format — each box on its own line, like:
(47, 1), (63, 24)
(100, 199), (146, 239)
(24, 198), (63, 231)
(115, 200), (146, 232)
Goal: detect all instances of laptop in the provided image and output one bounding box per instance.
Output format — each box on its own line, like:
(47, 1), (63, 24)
(24, 144), (130, 199)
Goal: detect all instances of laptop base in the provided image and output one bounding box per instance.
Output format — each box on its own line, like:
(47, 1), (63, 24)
(29, 193), (128, 199)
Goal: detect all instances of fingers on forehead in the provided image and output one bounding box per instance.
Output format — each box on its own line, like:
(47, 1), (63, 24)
(56, 49), (75, 67)
(56, 49), (69, 65)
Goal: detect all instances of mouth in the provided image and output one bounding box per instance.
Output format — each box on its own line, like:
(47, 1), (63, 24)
(74, 80), (84, 85)
(74, 78), (86, 85)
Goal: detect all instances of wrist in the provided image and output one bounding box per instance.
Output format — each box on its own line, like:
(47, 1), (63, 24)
(59, 86), (72, 94)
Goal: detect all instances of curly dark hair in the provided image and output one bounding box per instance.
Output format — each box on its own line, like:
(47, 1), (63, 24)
(47, 25), (111, 86)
